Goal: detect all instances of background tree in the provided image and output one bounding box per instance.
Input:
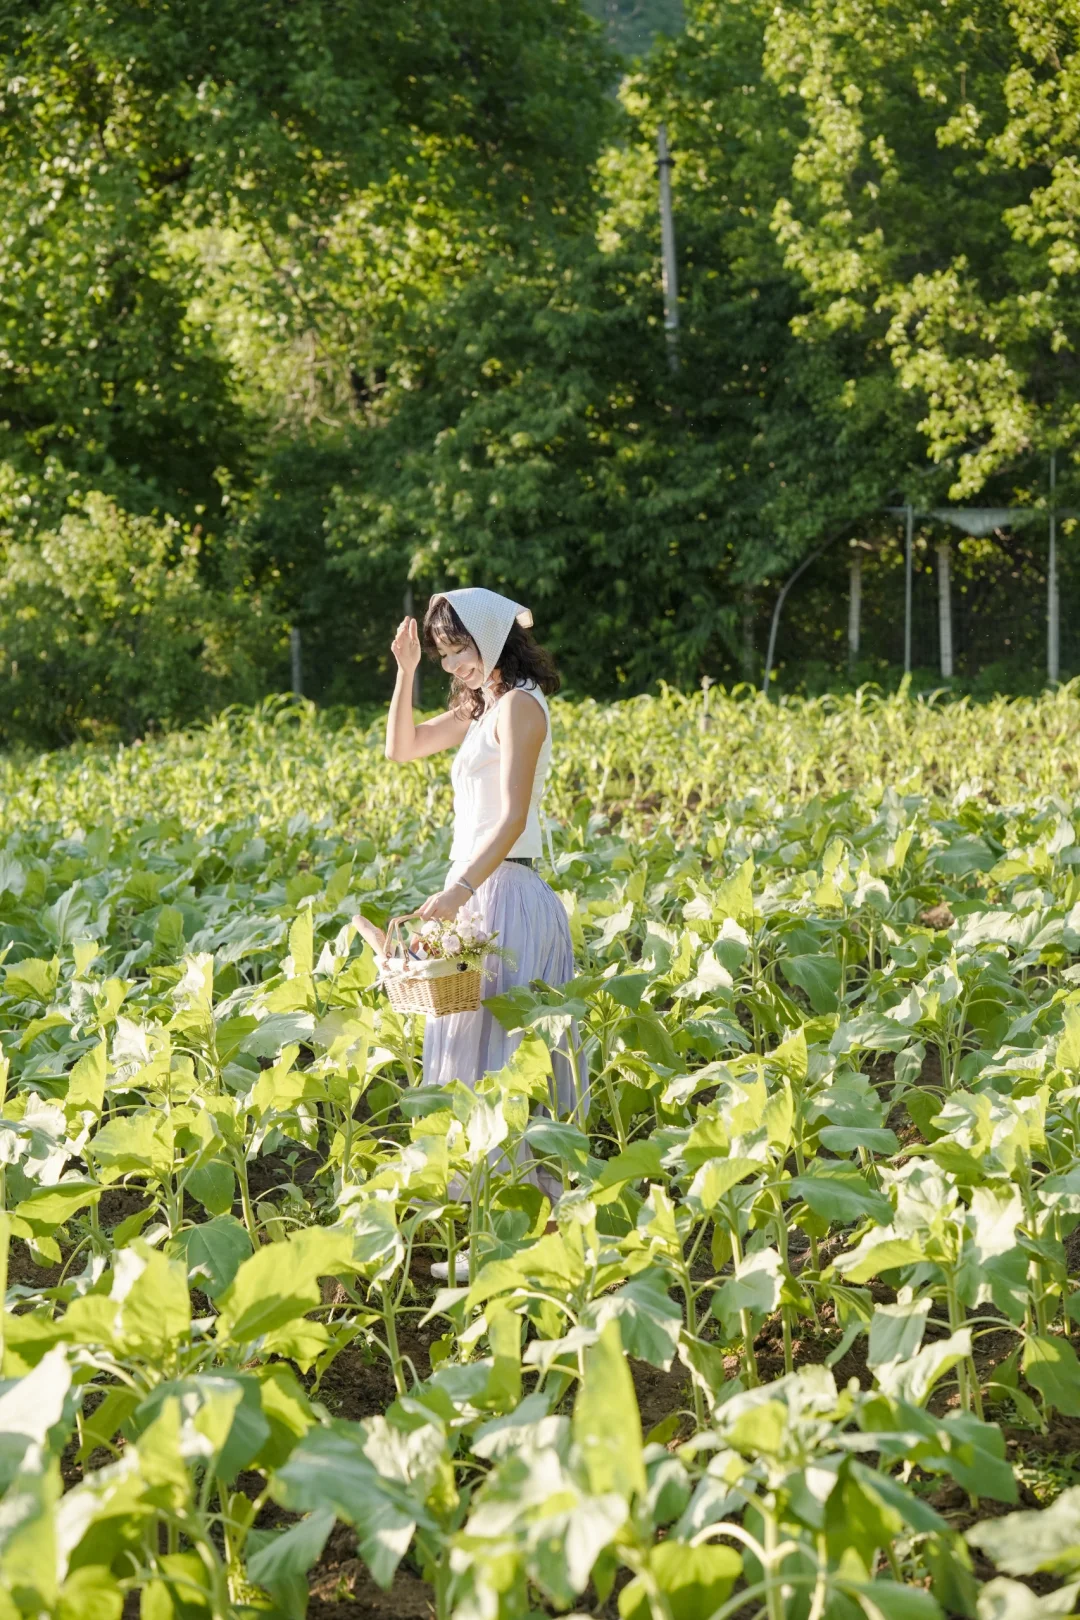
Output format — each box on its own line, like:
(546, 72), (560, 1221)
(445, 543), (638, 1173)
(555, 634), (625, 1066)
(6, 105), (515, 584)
(761, 0), (1080, 499)
(3, 0), (1079, 741)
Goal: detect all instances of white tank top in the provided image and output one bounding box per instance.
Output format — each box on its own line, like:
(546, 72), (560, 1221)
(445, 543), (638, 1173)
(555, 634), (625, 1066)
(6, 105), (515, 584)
(449, 681), (552, 863)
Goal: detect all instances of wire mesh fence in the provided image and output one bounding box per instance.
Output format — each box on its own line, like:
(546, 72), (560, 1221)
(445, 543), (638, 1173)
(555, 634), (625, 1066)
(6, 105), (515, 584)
(765, 517), (1079, 695)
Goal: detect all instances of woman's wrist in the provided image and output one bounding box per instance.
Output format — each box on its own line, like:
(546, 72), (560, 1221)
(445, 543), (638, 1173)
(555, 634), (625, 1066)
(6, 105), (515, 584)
(454, 875), (477, 896)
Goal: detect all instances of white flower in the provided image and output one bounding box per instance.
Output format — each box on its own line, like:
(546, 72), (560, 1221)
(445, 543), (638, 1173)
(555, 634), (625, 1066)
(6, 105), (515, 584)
(443, 932), (462, 954)
(457, 917), (481, 943)
(420, 920), (441, 939)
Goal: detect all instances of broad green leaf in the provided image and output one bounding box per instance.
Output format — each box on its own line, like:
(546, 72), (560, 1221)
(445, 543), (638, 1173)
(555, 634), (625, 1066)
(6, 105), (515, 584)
(584, 1272), (682, 1369)
(1056, 1007), (1080, 1074)
(55, 1566), (124, 1620)
(0, 1344), (73, 1490)
(619, 1542), (742, 1620)
(4, 956), (60, 1004)
(724, 1398), (788, 1457)
(941, 1411), (1017, 1504)
(66, 1040), (107, 1114)
(847, 1579), (943, 1620)
(248, 1509), (336, 1614)
(573, 1319), (646, 1499)
(467, 1227), (586, 1309)
(340, 1198), (404, 1281)
(289, 910), (314, 977)
(133, 1376), (269, 1480)
(818, 1125), (899, 1155)
(521, 1116), (590, 1171)
(790, 1162), (892, 1225)
(711, 858), (754, 925)
(779, 955), (841, 1014)
(485, 1302), (522, 1412)
(968, 1486), (1080, 1575)
(12, 1181), (101, 1241)
(592, 1139), (664, 1203)
(168, 1216), (252, 1300)
(687, 1155), (761, 1211)
(713, 1247), (783, 1337)
(620, 1010), (680, 1069)
(271, 1426), (435, 1589)
(111, 1243), (191, 1356)
(976, 1578), (1080, 1620)
(848, 1461), (947, 1536)
(89, 1111), (173, 1182)
(867, 1297), (932, 1368)
(874, 1329), (972, 1406)
(215, 1227), (356, 1346)
(0, 1448), (61, 1607)
(185, 1159), (235, 1217)
(1023, 1336), (1080, 1416)
(834, 1233), (928, 1284)
(605, 973), (650, 1009)
(76, 1386), (140, 1464)
(770, 1025), (809, 1082)
(241, 1012), (316, 1059)
(140, 1551), (212, 1620)
(253, 1366), (322, 1471)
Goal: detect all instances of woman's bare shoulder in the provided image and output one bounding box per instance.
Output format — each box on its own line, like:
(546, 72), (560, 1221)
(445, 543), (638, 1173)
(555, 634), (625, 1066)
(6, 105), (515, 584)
(495, 685), (547, 742)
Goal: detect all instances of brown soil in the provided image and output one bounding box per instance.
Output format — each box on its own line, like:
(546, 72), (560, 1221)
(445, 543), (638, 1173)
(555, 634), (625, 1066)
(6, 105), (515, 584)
(308, 1546), (434, 1620)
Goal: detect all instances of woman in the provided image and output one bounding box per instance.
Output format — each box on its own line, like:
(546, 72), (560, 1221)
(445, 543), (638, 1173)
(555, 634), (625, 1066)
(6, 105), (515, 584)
(383, 588), (580, 1276)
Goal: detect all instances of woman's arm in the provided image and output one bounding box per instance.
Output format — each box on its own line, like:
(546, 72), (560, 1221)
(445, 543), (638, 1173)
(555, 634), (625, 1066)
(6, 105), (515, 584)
(417, 689), (546, 921)
(385, 617), (470, 761)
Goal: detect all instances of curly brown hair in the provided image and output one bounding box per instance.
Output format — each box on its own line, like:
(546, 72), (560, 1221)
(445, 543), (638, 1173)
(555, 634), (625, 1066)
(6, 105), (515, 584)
(422, 596), (560, 721)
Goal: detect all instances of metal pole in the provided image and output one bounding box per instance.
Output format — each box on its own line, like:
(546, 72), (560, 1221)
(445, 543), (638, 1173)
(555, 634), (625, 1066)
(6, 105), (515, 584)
(404, 585), (422, 708)
(848, 553), (862, 669)
(1049, 451), (1059, 685)
(936, 540), (953, 679)
(904, 504), (914, 675)
(289, 627), (303, 697)
(657, 125), (679, 373)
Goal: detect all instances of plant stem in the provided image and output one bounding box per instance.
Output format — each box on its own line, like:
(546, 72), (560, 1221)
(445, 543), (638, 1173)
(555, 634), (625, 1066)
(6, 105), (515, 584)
(602, 1064), (628, 1151)
(793, 1139), (821, 1277)
(679, 1261), (706, 1428)
(728, 1219), (759, 1387)
(381, 1283), (407, 1396)
(763, 1505), (785, 1620)
(233, 1151), (259, 1245)
(946, 1269), (983, 1422)
(772, 1189), (794, 1375)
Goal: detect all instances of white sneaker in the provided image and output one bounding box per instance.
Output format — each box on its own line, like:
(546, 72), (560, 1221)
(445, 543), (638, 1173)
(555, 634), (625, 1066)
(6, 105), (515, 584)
(431, 1251), (470, 1283)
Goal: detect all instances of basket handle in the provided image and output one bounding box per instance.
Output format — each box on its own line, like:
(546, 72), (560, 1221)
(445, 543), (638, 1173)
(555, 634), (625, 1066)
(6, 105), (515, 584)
(382, 912), (424, 964)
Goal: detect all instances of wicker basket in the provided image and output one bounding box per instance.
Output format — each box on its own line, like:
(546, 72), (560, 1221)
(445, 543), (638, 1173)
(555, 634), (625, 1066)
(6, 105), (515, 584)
(378, 915), (483, 1017)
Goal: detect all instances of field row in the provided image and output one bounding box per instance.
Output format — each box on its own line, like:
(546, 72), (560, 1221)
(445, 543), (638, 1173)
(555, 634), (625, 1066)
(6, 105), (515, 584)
(1, 690), (1079, 1618)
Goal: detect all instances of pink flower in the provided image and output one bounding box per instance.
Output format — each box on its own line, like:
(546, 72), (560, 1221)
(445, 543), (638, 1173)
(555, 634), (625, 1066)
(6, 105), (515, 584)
(443, 932), (463, 954)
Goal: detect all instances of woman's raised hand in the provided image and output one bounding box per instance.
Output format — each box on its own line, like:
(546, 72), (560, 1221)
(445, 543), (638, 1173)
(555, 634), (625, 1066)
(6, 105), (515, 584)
(391, 616), (421, 675)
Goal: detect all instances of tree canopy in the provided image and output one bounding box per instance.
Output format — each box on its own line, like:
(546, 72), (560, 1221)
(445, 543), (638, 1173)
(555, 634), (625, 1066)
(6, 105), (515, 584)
(1, 0), (1078, 740)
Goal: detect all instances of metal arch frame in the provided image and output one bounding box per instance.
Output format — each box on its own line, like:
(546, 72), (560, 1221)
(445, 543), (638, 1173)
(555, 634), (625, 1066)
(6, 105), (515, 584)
(761, 531), (850, 695)
(761, 487), (1076, 696)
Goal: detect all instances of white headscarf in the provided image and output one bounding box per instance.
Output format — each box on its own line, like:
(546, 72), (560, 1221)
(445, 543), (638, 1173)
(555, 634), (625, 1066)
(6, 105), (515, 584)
(430, 587), (533, 681)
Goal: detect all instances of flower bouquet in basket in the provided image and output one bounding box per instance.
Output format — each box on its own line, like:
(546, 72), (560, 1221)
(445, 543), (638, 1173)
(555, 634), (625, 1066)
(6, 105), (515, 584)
(377, 913), (512, 1017)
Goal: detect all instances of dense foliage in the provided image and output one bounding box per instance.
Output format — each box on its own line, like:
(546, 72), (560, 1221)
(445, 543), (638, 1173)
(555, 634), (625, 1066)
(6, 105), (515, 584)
(3, 0), (1080, 737)
(3, 688), (1080, 1615)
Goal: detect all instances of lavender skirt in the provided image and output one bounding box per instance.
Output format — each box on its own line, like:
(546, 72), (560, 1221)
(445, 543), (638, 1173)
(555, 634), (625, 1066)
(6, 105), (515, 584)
(423, 862), (583, 1182)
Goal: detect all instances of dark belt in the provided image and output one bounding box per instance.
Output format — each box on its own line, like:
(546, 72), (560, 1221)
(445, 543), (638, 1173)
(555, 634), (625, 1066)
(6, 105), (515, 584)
(505, 856), (535, 868)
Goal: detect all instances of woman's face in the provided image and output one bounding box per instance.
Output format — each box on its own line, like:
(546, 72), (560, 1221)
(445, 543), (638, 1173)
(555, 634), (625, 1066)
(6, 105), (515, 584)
(435, 635), (484, 689)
